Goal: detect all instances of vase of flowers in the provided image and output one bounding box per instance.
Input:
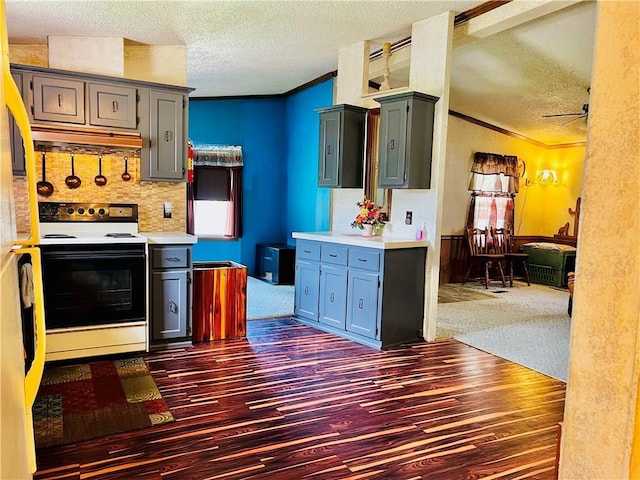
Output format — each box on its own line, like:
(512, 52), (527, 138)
(350, 197), (385, 236)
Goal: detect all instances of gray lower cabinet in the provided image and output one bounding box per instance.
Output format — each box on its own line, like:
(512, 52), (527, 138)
(149, 245), (192, 341)
(294, 239), (427, 349)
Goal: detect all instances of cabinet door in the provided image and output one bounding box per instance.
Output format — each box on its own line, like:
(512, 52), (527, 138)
(89, 83), (137, 129)
(378, 98), (408, 188)
(294, 260), (320, 321)
(9, 71), (25, 175)
(32, 75), (85, 124)
(318, 110), (341, 186)
(151, 269), (188, 340)
(347, 270), (379, 339)
(148, 90), (185, 180)
(319, 264), (347, 329)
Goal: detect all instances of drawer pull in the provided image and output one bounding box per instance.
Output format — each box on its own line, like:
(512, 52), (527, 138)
(304, 249), (312, 254)
(329, 254), (338, 258)
(112, 100), (118, 112)
(358, 299), (364, 309)
(164, 256), (181, 262)
(330, 293), (334, 302)
(304, 286), (309, 295)
(358, 258), (368, 263)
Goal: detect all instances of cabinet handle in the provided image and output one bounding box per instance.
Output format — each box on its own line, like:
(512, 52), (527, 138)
(326, 145), (331, 155)
(358, 299), (364, 309)
(168, 300), (178, 314)
(57, 94), (62, 107)
(112, 100), (118, 112)
(164, 130), (172, 142)
(329, 253), (337, 258)
(390, 139), (395, 150)
(330, 293), (334, 302)
(358, 258), (367, 263)
(304, 286), (309, 295)
(164, 256), (181, 262)
(304, 249), (311, 254)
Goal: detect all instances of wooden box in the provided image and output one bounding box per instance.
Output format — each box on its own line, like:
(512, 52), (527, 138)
(192, 261), (247, 342)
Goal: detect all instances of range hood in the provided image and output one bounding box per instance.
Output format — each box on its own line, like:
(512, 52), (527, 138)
(31, 124), (143, 152)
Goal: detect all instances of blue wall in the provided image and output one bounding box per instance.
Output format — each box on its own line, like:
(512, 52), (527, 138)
(284, 79), (333, 241)
(188, 78), (333, 274)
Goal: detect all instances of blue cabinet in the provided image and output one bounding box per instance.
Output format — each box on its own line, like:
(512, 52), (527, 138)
(346, 269), (378, 338)
(295, 256), (320, 321)
(294, 238), (427, 349)
(319, 264), (348, 329)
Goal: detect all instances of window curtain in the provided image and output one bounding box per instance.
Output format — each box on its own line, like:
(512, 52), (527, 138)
(187, 145), (243, 237)
(467, 152), (518, 231)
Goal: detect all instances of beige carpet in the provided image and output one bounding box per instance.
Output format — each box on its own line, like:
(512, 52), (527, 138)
(438, 284), (499, 303)
(436, 282), (571, 382)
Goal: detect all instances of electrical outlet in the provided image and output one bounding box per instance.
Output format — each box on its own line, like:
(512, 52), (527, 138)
(163, 201), (173, 219)
(405, 211), (413, 225)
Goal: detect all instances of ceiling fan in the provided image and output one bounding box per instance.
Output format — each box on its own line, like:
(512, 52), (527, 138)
(543, 103), (589, 126)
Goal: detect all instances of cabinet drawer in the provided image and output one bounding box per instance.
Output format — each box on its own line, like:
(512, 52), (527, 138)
(152, 247), (190, 269)
(348, 248), (381, 272)
(321, 244), (347, 265)
(296, 240), (320, 261)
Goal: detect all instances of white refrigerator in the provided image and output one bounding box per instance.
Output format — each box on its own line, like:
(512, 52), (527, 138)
(0, 1), (47, 477)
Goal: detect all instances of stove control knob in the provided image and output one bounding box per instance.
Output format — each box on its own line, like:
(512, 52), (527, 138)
(66, 207), (74, 215)
(77, 208), (85, 215)
(88, 208), (95, 215)
(98, 208), (106, 216)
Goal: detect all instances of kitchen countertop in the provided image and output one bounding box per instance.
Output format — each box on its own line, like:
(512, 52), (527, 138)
(142, 232), (198, 245)
(292, 231), (428, 250)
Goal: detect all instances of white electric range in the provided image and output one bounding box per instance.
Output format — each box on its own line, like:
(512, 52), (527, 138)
(38, 202), (149, 361)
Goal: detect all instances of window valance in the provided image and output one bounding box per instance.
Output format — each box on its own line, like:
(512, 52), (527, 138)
(192, 145), (243, 167)
(468, 152), (519, 193)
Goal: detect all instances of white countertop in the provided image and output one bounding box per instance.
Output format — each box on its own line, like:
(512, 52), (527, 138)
(292, 231), (428, 250)
(142, 232), (198, 245)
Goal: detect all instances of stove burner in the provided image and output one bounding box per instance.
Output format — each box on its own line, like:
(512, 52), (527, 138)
(43, 233), (77, 238)
(105, 233), (136, 238)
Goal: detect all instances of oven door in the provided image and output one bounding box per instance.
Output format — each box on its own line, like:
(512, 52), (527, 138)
(41, 244), (146, 328)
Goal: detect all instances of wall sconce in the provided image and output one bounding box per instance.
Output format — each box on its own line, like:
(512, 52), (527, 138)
(535, 169), (559, 185)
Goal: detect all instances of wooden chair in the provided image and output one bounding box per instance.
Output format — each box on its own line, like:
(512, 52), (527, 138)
(491, 226), (531, 287)
(462, 226), (506, 289)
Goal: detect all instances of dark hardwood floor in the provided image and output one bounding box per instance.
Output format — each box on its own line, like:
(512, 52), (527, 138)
(34, 318), (566, 480)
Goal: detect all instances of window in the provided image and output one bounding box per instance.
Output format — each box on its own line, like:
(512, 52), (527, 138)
(187, 145), (243, 238)
(467, 152), (519, 231)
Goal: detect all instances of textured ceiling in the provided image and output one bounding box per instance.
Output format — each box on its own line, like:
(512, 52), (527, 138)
(5, 0), (596, 145)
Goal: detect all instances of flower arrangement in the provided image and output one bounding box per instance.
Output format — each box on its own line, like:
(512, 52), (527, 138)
(350, 197), (385, 230)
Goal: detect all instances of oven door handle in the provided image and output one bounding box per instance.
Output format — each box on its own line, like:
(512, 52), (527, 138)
(44, 251), (145, 261)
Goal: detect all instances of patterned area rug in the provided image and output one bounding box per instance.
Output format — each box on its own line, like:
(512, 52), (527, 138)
(33, 357), (174, 448)
(438, 284), (499, 303)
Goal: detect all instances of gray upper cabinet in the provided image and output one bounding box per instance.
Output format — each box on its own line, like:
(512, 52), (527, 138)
(316, 104), (367, 188)
(32, 75), (85, 124)
(88, 83), (137, 129)
(140, 89), (187, 182)
(375, 91), (438, 189)
(11, 64), (193, 183)
(10, 71), (26, 175)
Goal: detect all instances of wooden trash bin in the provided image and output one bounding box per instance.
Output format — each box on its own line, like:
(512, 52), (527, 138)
(192, 261), (247, 342)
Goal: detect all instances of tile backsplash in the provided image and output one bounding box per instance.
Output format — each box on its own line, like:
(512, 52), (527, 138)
(13, 152), (186, 233)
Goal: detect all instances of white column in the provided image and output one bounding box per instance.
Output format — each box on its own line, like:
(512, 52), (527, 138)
(406, 11), (455, 341)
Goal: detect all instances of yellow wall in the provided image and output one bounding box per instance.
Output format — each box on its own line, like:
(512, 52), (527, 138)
(9, 42), (187, 233)
(443, 114), (586, 237)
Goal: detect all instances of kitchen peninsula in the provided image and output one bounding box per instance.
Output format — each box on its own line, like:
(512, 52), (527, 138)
(292, 232), (428, 349)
